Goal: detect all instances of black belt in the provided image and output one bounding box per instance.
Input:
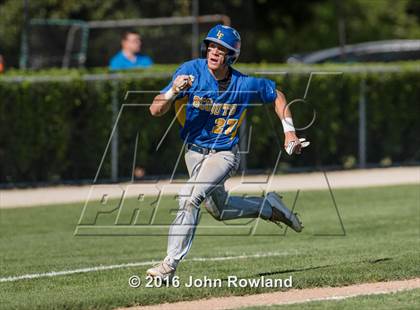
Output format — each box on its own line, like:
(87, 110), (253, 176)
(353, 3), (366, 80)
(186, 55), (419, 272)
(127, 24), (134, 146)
(186, 144), (229, 155)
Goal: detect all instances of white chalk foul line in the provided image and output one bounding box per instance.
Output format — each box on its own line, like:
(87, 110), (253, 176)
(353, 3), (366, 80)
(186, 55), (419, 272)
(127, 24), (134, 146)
(0, 251), (295, 283)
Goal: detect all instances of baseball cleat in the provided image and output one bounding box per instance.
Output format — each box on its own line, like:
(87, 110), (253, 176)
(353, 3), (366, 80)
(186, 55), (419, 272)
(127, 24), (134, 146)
(146, 258), (176, 282)
(266, 192), (303, 232)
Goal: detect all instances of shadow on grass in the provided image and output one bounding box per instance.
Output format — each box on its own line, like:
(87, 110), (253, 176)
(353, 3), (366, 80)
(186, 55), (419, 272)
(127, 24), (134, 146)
(220, 257), (393, 281)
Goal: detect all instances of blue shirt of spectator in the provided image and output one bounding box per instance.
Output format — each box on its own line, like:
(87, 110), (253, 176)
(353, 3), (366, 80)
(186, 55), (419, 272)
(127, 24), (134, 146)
(109, 51), (153, 70)
(109, 30), (153, 70)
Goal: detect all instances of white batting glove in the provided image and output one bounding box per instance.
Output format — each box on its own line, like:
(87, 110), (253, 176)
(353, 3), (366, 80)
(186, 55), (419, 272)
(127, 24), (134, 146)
(285, 138), (310, 155)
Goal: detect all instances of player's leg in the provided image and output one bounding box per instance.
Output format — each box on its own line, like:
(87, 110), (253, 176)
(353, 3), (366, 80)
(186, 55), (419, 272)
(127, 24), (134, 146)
(203, 151), (303, 231)
(146, 150), (206, 279)
(147, 186), (200, 279)
(206, 185), (303, 232)
(204, 183), (273, 220)
(203, 149), (272, 221)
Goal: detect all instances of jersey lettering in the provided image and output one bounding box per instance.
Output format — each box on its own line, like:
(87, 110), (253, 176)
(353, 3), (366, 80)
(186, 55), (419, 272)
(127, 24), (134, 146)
(192, 95), (237, 116)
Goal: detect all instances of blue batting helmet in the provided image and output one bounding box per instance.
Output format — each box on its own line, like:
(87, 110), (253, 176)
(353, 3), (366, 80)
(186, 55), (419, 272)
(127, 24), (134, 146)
(201, 24), (241, 65)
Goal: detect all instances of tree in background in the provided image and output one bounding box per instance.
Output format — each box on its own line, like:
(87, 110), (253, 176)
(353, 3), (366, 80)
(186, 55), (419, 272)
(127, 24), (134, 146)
(251, 0), (420, 61)
(0, 0), (419, 68)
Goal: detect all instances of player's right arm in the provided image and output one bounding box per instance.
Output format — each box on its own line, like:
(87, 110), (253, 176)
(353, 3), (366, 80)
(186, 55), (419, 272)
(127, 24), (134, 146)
(150, 75), (193, 117)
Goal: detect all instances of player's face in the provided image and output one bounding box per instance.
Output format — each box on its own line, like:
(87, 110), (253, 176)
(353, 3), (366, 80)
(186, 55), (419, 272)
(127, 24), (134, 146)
(122, 33), (141, 54)
(207, 42), (228, 70)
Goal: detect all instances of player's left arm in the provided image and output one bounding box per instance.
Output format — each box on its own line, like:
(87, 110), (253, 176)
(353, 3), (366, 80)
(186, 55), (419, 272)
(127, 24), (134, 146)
(273, 90), (302, 154)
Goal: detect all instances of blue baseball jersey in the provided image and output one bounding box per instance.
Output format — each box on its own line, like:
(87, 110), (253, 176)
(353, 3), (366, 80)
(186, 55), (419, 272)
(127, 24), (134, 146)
(109, 51), (153, 70)
(161, 59), (277, 150)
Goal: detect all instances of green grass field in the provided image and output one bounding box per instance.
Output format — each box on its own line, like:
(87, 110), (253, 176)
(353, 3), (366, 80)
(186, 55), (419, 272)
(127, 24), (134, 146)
(0, 184), (419, 309)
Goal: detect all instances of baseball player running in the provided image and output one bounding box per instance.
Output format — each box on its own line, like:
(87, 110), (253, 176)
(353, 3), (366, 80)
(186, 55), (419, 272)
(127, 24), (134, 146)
(147, 25), (308, 281)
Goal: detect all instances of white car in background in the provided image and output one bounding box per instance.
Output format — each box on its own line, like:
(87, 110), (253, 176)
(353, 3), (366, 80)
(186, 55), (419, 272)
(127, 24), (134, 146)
(287, 40), (420, 63)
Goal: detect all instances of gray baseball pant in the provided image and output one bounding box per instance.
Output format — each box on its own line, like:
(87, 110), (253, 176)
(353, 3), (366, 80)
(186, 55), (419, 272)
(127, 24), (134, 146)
(165, 145), (273, 269)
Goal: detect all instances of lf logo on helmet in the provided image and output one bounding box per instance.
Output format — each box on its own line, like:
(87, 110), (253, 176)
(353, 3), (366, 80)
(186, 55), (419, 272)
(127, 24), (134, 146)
(216, 30), (224, 40)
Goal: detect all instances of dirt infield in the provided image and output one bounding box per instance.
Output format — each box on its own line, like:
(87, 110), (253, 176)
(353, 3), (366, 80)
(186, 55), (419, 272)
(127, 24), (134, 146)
(120, 278), (420, 310)
(1, 166), (419, 208)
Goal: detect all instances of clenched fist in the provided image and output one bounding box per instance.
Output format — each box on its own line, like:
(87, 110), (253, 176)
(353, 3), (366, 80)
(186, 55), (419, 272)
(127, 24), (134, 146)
(172, 75), (195, 93)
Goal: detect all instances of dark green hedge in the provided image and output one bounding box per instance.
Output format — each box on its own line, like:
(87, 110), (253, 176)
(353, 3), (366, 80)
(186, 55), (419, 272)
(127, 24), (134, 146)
(1, 63), (419, 183)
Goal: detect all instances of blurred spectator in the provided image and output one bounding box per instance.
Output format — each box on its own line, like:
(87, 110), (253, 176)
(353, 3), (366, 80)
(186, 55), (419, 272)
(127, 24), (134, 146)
(109, 30), (153, 70)
(134, 166), (146, 179)
(0, 55), (4, 73)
